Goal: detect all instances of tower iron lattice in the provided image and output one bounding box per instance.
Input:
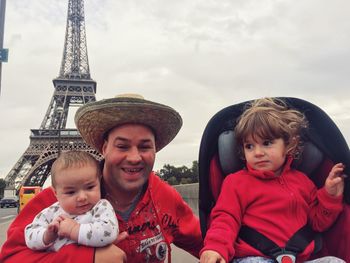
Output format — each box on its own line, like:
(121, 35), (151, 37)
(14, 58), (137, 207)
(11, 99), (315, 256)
(4, 0), (101, 190)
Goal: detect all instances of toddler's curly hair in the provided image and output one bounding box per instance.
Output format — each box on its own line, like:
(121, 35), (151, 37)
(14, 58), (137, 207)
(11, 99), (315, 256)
(234, 98), (308, 158)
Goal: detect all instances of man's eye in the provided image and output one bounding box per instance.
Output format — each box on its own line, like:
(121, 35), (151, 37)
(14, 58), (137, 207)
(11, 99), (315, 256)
(65, 191), (75, 195)
(139, 145), (153, 151)
(116, 144), (129, 149)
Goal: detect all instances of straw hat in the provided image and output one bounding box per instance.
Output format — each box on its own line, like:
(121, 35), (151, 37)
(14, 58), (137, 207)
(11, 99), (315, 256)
(75, 93), (183, 153)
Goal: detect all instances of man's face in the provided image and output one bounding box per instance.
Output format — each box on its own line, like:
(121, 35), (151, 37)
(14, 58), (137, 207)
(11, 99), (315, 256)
(102, 124), (156, 195)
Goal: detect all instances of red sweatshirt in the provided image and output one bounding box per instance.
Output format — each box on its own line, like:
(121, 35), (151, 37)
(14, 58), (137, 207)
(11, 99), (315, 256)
(201, 159), (343, 263)
(0, 172), (203, 263)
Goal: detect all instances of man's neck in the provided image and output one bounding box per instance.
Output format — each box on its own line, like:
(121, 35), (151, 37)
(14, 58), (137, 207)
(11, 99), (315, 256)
(104, 183), (144, 212)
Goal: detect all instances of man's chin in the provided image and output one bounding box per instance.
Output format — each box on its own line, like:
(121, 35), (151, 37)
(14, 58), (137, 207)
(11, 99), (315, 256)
(122, 180), (146, 192)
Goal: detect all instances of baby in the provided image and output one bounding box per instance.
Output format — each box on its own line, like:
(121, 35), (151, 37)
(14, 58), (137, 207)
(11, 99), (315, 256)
(25, 151), (118, 251)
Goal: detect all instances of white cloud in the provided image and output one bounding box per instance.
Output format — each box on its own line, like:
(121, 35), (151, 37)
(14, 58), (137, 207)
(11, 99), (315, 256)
(0, 0), (349, 179)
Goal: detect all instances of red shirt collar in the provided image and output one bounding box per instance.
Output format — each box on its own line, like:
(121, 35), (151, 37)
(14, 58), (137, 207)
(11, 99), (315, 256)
(246, 155), (293, 179)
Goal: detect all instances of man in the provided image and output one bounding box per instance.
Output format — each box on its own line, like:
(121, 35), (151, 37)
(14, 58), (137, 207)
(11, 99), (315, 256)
(0, 94), (203, 263)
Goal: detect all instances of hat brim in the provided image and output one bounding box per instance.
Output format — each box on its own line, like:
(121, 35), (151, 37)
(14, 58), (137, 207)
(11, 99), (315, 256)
(75, 97), (182, 153)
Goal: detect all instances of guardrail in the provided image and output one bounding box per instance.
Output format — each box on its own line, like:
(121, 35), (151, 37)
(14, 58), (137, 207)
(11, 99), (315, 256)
(173, 183), (199, 215)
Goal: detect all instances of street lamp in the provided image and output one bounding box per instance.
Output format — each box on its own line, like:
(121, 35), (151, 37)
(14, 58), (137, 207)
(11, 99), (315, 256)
(0, 0), (8, 95)
(57, 106), (64, 156)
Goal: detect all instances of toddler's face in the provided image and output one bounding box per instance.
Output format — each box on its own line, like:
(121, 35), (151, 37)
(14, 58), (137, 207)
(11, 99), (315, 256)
(243, 136), (287, 175)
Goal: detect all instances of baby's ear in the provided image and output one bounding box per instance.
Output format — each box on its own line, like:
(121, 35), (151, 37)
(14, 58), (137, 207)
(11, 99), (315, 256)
(51, 186), (58, 197)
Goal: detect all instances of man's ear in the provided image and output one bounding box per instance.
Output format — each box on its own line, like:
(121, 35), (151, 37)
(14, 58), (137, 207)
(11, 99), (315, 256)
(102, 140), (108, 156)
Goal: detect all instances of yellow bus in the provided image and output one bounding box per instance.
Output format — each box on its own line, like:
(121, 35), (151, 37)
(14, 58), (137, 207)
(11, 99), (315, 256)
(19, 186), (42, 212)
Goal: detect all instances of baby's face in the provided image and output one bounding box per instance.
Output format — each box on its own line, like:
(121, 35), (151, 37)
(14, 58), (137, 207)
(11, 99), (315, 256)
(243, 136), (287, 175)
(54, 164), (101, 215)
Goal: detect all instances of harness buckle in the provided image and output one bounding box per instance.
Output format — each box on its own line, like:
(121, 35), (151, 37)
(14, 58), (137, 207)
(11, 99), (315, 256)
(275, 254), (296, 263)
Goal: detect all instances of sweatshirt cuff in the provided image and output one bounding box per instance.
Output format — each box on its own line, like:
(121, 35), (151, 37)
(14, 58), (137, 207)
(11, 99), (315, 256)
(318, 187), (343, 211)
(200, 247), (229, 263)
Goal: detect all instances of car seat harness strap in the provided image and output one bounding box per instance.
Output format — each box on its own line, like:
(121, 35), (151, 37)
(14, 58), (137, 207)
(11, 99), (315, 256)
(238, 224), (322, 263)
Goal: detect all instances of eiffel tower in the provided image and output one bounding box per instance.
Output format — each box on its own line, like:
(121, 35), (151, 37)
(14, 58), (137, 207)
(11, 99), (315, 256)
(4, 0), (101, 190)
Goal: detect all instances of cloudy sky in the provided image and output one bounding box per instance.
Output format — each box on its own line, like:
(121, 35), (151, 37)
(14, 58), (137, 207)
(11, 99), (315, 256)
(0, 0), (349, 181)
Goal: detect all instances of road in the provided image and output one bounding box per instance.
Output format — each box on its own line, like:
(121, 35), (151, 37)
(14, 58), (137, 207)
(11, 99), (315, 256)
(0, 206), (198, 262)
(0, 207), (17, 249)
(0, 207), (17, 225)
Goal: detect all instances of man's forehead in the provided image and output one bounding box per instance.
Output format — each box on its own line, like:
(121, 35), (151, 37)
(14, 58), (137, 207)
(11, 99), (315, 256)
(112, 123), (154, 132)
(107, 123), (156, 139)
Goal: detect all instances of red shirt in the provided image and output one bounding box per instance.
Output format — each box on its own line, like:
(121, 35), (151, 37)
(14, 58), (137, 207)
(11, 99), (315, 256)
(0, 172), (203, 263)
(201, 159), (343, 263)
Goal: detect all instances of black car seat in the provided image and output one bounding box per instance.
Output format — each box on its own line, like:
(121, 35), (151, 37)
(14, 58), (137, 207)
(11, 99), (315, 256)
(198, 97), (350, 261)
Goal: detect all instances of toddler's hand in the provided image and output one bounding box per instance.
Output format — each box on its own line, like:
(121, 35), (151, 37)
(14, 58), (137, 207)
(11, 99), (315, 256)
(200, 250), (226, 263)
(325, 163), (346, 197)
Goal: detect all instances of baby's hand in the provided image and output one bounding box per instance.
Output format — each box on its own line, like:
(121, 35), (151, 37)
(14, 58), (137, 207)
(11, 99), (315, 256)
(200, 250), (226, 263)
(47, 221), (59, 234)
(43, 217), (61, 245)
(325, 163), (346, 197)
(57, 215), (79, 241)
(47, 215), (62, 234)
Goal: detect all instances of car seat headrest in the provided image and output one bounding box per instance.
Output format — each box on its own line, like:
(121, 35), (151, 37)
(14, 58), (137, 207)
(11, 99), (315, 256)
(218, 130), (242, 175)
(218, 130), (324, 176)
(296, 141), (324, 175)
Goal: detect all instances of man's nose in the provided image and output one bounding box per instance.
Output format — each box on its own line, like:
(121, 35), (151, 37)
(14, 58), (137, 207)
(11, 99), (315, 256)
(127, 147), (142, 163)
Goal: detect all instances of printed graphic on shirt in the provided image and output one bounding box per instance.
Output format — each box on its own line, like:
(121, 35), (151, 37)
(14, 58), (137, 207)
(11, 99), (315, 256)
(156, 242), (167, 261)
(128, 220), (157, 234)
(120, 198), (177, 262)
(139, 232), (168, 262)
(139, 232), (164, 252)
(161, 214), (179, 230)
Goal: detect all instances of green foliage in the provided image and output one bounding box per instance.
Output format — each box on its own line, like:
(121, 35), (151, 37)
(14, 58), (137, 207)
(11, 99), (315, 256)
(158, 161), (199, 185)
(167, 176), (178, 185)
(180, 177), (192, 184)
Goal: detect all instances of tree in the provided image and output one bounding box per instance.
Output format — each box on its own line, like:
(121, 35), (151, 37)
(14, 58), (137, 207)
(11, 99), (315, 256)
(167, 176), (178, 185)
(190, 161), (199, 183)
(158, 160), (199, 185)
(159, 164), (178, 184)
(180, 177), (192, 184)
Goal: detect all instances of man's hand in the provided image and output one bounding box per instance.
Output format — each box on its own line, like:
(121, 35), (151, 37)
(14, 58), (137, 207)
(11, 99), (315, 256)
(114, 231), (128, 244)
(94, 231), (128, 263)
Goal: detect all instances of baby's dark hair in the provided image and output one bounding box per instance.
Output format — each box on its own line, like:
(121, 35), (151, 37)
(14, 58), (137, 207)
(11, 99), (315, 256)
(234, 98), (308, 157)
(51, 151), (100, 188)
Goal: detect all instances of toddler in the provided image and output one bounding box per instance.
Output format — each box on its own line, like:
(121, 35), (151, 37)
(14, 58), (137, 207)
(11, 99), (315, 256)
(200, 98), (346, 263)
